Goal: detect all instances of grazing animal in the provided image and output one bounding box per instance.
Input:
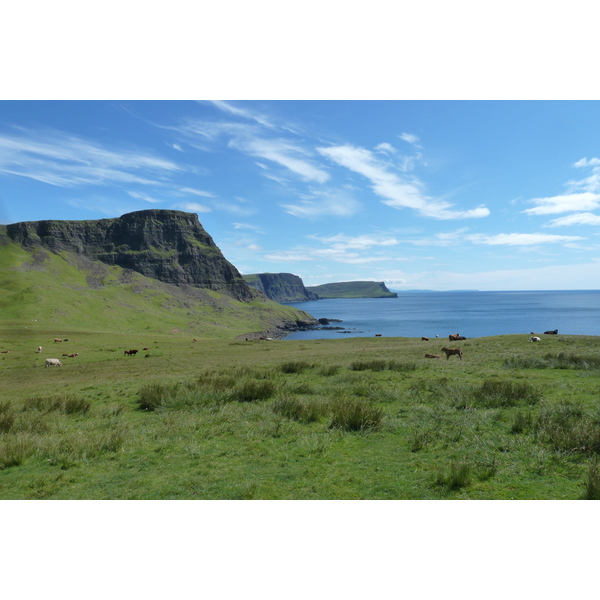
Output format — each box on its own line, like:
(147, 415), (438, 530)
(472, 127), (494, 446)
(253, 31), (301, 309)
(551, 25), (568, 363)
(68, 353), (79, 357)
(421, 337), (429, 341)
(441, 347), (463, 360)
(124, 349), (138, 356)
(54, 338), (63, 343)
(448, 334), (460, 341)
(193, 338), (198, 342)
(544, 329), (558, 335)
(424, 354), (441, 358)
(45, 358), (62, 367)
(529, 336), (541, 342)
(1, 350), (9, 354)
(375, 334), (382, 337)
(456, 336), (467, 341)
(62, 353), (69, 356)
(38, 346), (43, 353)
(143, 347), (149, 351)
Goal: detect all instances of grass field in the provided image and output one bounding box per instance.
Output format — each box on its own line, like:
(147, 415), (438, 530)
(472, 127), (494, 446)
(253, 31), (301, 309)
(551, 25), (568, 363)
(1, 326), (600, 499)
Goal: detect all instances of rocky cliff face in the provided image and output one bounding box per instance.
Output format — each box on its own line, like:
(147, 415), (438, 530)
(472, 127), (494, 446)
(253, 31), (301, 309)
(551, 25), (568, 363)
(6, 210), (258, 302)
(243, 273), (319, 302)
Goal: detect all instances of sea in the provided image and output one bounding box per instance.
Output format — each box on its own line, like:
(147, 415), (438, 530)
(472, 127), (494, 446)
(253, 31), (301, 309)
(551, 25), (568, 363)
(282, 290), (600, 340)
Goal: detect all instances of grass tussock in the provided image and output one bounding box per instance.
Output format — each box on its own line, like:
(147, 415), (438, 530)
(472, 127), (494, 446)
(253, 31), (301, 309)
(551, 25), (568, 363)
(351, 359), (416, 372)
(505, 352), (600, 371)
(535, 401), (600, 454)
(23, 395), (91, 415)
(583, 459), (600, 500)
(138, 370), (277, 410)
(424, 379), (541, 410)
(329, 398), (384, 432)
(272, 394), (328, 424)
(278, 361), (314, 374)
(434, 461), (472, 490)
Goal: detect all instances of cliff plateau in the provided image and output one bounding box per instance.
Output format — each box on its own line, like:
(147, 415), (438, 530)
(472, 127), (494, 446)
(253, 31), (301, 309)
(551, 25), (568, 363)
(6, 210), (255, 302)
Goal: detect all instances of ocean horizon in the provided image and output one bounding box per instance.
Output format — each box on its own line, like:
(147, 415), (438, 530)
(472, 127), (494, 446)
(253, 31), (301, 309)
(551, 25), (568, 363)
(283, 290), (600, 340)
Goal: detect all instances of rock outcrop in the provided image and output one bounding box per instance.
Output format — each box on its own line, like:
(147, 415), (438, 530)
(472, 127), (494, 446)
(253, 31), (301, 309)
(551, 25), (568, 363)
(243, 273), (319, 303)
(6, 210), (257, 302)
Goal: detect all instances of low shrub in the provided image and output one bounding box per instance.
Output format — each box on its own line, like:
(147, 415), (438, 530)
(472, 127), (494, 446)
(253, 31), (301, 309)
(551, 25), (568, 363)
(329, 398), (383, 432)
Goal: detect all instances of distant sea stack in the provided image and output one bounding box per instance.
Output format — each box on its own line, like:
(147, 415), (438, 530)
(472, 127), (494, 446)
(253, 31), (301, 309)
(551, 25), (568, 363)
(306, 281), (398, 299)
(5, 209), (257, 302)
(243, 273), (319, 303)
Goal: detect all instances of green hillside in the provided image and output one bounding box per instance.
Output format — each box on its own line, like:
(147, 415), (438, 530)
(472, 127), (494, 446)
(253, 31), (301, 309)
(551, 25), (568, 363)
(306, 281), (397, 299)
(0, 240), (314, 338)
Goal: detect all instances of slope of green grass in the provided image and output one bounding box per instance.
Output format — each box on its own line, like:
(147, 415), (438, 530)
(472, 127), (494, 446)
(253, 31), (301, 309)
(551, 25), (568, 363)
(0, 243), (312, 337)
(1, 330), (600, 499)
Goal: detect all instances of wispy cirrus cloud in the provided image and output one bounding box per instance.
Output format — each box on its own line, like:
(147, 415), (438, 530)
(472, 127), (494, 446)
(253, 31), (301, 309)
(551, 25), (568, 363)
(524, 158), (600, 217)
(465, 232), (584, 246)
(172, 201), (211, 213)
(0, 127), (181, 188)
(175, 118), (330, 184)
(281, 189), (360, 218)
(544, 212), (600, 227)
(317, 144), (489, 220)
(180, 187), (216, 198)
(523, 192), (600, 215)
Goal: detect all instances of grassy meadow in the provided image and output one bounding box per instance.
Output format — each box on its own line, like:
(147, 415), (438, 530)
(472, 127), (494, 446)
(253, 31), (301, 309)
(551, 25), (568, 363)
(2, 325), (600, 499)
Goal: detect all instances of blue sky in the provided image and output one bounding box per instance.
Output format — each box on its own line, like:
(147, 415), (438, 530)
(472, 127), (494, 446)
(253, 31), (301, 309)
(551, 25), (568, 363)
(1, 100), (599, 291)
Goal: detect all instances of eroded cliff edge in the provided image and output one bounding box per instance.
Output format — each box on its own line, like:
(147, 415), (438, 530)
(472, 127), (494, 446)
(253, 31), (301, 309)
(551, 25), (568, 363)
(243, 273), (319, 303)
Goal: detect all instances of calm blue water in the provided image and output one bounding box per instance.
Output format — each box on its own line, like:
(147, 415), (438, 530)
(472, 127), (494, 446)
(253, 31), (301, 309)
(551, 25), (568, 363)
(283, 290), (600, 340)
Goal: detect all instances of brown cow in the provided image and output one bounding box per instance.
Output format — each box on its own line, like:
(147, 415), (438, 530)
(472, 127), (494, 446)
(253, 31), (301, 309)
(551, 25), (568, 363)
(441, 347), (463, 360)
(54, 338), (63, 343)
(124, 349), (138, 356)
(67, 353), (79, 358)
(424, 353), (441, 358)
(448, 334), (460, 341)
(421, 337), (429, 341)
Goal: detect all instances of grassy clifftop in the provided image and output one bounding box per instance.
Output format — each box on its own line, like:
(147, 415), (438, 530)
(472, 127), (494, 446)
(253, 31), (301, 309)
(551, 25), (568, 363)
(306, 281), (397, 299)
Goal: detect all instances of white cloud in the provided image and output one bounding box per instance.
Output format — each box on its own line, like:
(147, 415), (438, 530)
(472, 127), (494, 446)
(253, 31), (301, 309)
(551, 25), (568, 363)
(399, 132), (421, 147)
(180, 187), (216, 198)
(172, 201), (211, 213)
(375, 142), (396, 155)
(574, 157), (600, 169)
(466, 232), (584, 246)
(544, 212), (600, 227)
(209, 100), (275, 129)
(127, 191), (161, 204)
(309, 233), (399, 250)
(281, 189), (360, 218)
(317, 144), (489, 220)
(233, 223), (265, 233)
(230, 136), (330, 183)
(523, 192), (600, 215)
(264, 251), (312, 262)
(0, 128), (181, 189)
